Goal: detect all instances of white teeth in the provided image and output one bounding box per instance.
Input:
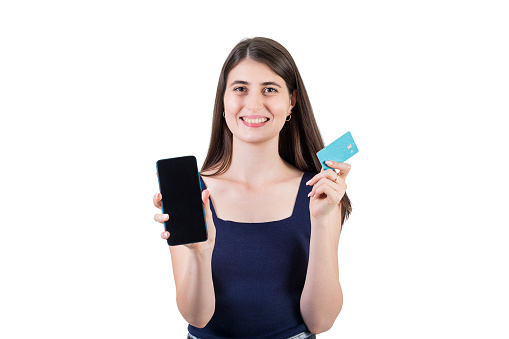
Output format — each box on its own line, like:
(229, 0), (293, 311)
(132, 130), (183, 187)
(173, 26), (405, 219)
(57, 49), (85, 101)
(244, 117), (268, 124)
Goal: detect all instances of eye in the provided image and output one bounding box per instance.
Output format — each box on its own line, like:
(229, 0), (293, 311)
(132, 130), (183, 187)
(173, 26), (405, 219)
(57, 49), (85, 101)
(234, 86), (247, 92)
(264, 87), (278, 93)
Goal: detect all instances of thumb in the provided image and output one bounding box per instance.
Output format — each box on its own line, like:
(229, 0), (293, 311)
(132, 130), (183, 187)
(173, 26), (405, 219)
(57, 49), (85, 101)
(202, 188), (213, 219)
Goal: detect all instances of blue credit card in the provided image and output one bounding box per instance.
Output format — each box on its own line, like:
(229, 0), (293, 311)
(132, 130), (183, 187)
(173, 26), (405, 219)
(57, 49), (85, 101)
(317, 131), (359, 170)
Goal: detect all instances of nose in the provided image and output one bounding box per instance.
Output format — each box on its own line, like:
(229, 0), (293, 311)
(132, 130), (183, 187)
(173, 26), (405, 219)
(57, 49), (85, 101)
(245, 93), (264, 113)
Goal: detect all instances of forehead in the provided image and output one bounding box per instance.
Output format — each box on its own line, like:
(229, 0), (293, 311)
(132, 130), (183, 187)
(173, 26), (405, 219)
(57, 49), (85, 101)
(227, 59), (284, 84)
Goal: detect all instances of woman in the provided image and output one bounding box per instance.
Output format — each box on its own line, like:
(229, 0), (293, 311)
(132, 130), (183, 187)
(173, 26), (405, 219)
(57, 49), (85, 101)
(153, 37), (352, 339)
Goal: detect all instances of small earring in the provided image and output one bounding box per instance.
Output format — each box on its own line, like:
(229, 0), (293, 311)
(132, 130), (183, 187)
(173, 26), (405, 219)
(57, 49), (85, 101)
(286, 112), (292, 121)
(223, 111), (225, 117)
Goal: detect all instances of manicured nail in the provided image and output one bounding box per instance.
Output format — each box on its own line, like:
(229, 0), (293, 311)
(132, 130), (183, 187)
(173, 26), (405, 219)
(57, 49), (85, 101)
(306, 180), (311, 185)
(325, 160), (333, 165)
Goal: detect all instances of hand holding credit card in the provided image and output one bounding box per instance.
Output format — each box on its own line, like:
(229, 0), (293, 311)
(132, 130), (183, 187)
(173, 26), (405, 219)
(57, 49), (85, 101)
(317, 131), (359, 170)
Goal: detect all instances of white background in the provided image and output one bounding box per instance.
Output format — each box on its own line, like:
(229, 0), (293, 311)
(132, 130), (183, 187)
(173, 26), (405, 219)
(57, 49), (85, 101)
(1, 0), (508, 338)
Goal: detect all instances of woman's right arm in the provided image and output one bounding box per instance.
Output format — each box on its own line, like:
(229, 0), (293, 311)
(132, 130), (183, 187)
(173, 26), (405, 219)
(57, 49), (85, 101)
(153, 190), (217, 328)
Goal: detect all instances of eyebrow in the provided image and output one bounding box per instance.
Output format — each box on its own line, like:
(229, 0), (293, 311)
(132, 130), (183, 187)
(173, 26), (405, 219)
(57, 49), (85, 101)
(229, 80), (282, 88)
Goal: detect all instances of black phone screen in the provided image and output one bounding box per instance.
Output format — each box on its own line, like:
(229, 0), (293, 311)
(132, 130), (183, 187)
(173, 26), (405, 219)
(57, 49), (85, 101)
(156, 156), (208, 246)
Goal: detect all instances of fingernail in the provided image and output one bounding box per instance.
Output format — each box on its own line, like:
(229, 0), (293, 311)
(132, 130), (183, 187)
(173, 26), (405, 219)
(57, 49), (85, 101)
(308, 192), (312, 197)
(306, 180), (311, 185)
(325, 160), (333, 165)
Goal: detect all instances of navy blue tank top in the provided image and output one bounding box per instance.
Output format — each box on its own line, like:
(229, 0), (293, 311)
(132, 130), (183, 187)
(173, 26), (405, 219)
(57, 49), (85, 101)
(188, 172), (315, 339)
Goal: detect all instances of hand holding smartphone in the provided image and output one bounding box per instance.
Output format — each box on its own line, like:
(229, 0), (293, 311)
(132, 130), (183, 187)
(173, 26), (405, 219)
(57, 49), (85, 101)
(156, 156), (209, 246)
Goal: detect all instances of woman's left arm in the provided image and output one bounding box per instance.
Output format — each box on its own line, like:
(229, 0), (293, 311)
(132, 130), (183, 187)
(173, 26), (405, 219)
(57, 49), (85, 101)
(300, 161), (350, 334)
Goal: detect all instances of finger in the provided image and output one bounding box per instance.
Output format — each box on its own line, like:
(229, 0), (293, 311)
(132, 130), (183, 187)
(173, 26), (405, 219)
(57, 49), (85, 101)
(201, 189), (213, 219)
(306, 169), (337, 186)
(308, 177), (340, 197)
(324, 161), (351, 180)
(154, 213), (169, 223)
(313, 182), (342, 204)
(153, 193), (162, 209)
(160, 231), (170, 239)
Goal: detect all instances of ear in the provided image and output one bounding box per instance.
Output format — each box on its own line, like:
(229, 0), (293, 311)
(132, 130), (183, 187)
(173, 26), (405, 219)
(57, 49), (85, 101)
(289, 89), (298, 111)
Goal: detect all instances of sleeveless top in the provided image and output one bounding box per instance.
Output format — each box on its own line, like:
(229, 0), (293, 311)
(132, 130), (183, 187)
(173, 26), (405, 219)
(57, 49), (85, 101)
(188, 172), (315, 339)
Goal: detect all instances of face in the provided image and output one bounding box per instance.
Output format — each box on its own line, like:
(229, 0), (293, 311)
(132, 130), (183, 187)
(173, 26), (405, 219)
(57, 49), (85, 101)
(223, 58), (296, 144)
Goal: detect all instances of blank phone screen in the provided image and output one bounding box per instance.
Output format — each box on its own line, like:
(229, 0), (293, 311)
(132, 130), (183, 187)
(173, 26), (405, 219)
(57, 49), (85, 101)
(156, 156), (208, 246)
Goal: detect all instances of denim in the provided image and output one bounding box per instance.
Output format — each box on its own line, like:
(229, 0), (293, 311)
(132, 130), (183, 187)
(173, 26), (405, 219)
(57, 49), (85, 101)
(187, 332), (316, 339)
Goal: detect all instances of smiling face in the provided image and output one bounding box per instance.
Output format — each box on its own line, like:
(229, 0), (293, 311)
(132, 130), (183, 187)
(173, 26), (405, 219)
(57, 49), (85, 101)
(223, 58), (296, 144)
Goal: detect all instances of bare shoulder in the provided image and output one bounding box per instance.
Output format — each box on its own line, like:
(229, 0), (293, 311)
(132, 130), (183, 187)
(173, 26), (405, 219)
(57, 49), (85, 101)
(276, 163), (305, 187)
(285, 166), (305, 181)
(199, 168), (227, 194)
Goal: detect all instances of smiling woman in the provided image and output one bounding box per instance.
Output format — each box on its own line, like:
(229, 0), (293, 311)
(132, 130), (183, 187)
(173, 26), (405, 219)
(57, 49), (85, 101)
(223, 58), (296, 135)
(153, 37), (353, 339)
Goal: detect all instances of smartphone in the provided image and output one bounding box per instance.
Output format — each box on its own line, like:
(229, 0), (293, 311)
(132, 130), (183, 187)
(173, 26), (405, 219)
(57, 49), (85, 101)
(316, 131), (359, 170)
(156, 155), (208, 246)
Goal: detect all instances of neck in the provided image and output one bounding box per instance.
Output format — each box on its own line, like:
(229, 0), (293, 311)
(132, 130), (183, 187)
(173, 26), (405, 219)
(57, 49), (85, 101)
(227, 134), (288, 186)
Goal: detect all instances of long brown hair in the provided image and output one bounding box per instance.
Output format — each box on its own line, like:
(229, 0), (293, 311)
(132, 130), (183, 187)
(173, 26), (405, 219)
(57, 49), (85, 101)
(200, 37), (352, 226)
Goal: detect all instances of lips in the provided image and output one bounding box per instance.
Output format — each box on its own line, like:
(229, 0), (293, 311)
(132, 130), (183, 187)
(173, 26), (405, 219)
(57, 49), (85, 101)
(240, 115), (270, 121)
(240, 116), (270, 127)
